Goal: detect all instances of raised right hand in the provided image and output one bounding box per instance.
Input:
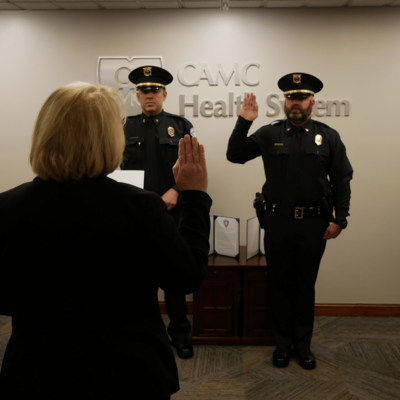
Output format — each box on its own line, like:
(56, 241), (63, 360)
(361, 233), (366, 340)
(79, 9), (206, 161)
(240, 93), (258, 121)
(173, 135), (208, 193)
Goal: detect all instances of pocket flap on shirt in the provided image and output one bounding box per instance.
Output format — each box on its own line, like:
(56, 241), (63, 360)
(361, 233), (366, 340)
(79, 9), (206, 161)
(268, 146), (289, 155)
(126, 136), (143, 145)
(306, 146), (329, 156)
(159, 138), (179, 146)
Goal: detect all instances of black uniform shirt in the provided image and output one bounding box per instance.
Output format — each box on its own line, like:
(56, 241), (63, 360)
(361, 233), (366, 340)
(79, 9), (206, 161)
(227, 116), (353, 228)
(121, 110), (193, 198)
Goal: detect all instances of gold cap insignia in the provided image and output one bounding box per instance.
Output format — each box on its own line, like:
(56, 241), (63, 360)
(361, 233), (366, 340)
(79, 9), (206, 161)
(143, 67), (152, 77)
(168, 127), (175, 137)
(293, 74), (302, 84)
(315, 134), (323, 146)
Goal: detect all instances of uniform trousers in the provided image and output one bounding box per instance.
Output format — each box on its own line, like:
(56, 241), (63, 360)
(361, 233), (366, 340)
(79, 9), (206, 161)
(262, 210), (329, 350)
(165, 211), (191, 342)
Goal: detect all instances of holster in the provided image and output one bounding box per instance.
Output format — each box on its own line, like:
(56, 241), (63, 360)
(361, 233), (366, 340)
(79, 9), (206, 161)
(253, 192), (266, 224)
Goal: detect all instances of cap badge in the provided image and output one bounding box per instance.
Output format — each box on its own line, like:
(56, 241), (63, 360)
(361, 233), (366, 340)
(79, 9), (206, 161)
(143, 67), (152, 77)
(168, 127), (175, 137)
(315, 134), (323, 146)
(293, 74), (302, 84)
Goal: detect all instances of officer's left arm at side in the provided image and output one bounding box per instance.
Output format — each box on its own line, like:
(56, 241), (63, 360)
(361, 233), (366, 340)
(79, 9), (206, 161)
(324, 128), (353, 240)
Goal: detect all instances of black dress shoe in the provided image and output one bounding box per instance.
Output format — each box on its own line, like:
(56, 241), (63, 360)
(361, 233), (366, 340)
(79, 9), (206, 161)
(295, 349), (316, 370)
(272, 347), (291, 368)
(170, 340), (194, 359)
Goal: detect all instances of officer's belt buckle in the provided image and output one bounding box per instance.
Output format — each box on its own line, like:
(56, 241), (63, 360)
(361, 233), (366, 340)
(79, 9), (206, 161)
(294, 207), (304, 219)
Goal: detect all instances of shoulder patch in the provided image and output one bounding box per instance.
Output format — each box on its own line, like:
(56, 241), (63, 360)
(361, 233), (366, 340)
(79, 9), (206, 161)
(190, 127), (196, 137)
(270, 119), (286, 126)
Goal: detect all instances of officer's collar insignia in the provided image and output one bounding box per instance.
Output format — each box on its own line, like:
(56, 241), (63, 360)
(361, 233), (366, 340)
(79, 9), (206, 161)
(315, 134), (323, 146)
(168, 127), (175, 137)
(293, 74), (302, 84)
(143, 67), (152, 77)
(143, 119), (145, 123)
(155, 119), (159, 123)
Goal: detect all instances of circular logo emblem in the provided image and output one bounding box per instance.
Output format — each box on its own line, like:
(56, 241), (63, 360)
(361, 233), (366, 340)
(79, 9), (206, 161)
(293, 74), (302, 84)
(143, 67), (152, 77)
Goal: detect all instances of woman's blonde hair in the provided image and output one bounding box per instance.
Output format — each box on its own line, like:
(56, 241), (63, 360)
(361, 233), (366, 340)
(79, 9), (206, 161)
(30, 82), (126, 181)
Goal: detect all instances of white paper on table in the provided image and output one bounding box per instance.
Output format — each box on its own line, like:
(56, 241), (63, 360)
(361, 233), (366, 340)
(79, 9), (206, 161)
(246, 217), (260, 260)
(107, 170), (144, 189)
(209, 215), (214, 255)
(214, 216), (239, 258)
(260, 227), (265, 255)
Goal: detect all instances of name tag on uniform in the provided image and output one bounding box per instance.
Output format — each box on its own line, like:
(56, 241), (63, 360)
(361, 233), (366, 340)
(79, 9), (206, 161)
(274, 143), (284, 146)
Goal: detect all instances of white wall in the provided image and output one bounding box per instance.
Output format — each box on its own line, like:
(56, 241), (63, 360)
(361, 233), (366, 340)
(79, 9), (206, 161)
(0, 8), (399, 304)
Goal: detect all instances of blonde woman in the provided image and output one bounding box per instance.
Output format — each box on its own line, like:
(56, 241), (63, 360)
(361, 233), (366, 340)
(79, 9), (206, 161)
(0, 82), (211, 399)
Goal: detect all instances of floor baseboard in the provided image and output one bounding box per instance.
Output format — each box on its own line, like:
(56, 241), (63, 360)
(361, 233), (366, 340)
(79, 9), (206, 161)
(159, 301), (400, 317)
(314, 303), (400, 317)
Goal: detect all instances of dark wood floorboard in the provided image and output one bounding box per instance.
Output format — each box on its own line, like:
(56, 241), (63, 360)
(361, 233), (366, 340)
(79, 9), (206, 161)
(1, 315), (399, 399)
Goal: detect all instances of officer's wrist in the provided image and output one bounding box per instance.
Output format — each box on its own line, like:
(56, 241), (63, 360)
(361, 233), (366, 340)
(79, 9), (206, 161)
(333, 220), (347, 229)
(236, 115), (253, 129)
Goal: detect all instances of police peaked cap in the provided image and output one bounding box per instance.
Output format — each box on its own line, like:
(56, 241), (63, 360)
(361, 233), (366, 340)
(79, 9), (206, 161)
(129, 66), (173, 91)
(278, 73), (323, 98)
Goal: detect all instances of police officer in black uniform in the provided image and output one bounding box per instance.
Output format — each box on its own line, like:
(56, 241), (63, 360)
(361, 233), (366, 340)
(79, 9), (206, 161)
(227, 73), (353, 369)
(121, 66), (196, 359)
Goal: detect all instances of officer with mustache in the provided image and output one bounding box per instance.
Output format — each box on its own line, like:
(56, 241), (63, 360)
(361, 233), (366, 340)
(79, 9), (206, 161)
(227, 73), (353, 369)
(121, 66), (196, 359)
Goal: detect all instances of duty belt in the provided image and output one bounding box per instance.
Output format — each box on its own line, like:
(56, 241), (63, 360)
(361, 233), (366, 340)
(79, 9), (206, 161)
(270, 203), (321, 219)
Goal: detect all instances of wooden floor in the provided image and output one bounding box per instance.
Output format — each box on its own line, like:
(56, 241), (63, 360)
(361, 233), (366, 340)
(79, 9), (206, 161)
(1, 315), (399, 399)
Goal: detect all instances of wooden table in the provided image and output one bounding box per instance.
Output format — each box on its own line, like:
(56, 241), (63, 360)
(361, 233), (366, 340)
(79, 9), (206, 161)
(192, 246), (275, 346)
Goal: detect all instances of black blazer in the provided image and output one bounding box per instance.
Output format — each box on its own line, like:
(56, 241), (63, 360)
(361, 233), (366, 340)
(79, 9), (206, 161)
(0, 176), (211, 399)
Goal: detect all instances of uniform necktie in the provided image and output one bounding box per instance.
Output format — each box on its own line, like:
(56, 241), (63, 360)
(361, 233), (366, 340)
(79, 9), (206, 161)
(281, 127), (301, 217)
(144, 118), (160, 195)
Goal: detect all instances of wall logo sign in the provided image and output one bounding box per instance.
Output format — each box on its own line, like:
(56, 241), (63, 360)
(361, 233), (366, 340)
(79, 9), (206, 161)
(97, 56), (164, 116)
(97, 56), (350, 119)
(178, 62), (260, 87)
(265, 94), (350, 118)
(176, 62), (350, 118)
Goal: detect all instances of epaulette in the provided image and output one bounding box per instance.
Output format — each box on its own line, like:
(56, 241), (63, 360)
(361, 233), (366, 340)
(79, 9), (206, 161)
(164, 111), (187, 121)
(126, 114), (142, 120)
(312, 120), (333, 129)
(270, 119), (286, 126)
